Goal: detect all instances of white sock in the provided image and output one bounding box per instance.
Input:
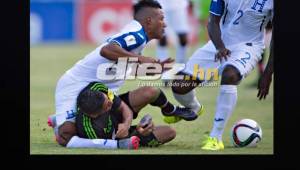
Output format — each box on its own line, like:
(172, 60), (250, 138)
(173, 89), (201, 113)
(176, 45), (187, 63)
(210, 85), (237, 141)
(66, 136), (118, 149)
(156, 45), (169, 62)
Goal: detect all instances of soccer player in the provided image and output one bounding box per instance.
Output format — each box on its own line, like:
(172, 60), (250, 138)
(156, 0), (190, 63)
(48, 0), (196, 149)
(163, 0), (274, 150)
(74, 82), (176, 149)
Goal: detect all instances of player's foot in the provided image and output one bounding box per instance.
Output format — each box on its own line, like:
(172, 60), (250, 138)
(163, 105), (204, 124)
(201, 136), (224, 151)
(118, 136), (140, 150)
(139, 114), (152, 128)
(47, 114), (59, 141)
(163, 106), (197, 121)
(47, 114), (56, 128)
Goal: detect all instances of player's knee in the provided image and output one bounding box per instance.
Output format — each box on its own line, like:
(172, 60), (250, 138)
(172, 79), (185, 94)
(221, 65), (242, 85)
(57, 121), (77, 147)
(159, 36), (167, 46)
(160, 127), (176, 144)
(143, 87), (160, 101)
(178, 33), (188, 46)
(171, 79), (198, 94)
(168, 127), (176, 141)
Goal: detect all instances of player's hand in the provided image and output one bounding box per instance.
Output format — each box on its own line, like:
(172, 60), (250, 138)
(116, 123), (130, 138)
(215, 48), (231, 62)
(257, 72), (273, 100)
(138, 56), (158, 63)
(158, 57), (175, 72)
(136, 120), (155, 136)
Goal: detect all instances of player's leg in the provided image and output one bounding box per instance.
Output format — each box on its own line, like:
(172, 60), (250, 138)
(139, 125), (176, 147)
(157, 35), (169, 62)
(165, 42), (218, 123)
(59, 120), (122, 149)
(156, 7), (170, 62)
(173, 7), (189, 63)
(202, 45), (261, 150)
(201, 65), (241, 150)
(121, 86), (197, 120)
(152, 125), (176, 144)
(176, 33), (188, 63)
(50, 75), (82, 146)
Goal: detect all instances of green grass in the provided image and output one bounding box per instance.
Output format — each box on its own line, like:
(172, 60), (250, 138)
(30, 42), (273, 154)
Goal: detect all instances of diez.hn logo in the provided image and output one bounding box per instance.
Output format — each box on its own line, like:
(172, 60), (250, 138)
(96, 57), (219, 81)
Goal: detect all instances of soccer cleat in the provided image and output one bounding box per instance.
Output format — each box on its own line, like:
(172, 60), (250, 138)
(139, 114), (152, 128)
(162, 106), (197, 121)
(118, 136), (140, 150)
(163, 105), (205, 124)
(47, 114), (56, 128)
(201, 136), (224, 151)
(47, 114), (59, 141)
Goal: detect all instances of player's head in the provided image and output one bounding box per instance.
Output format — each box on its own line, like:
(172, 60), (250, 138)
(133, 0), (166, 40)
(77, 87), (113, 118)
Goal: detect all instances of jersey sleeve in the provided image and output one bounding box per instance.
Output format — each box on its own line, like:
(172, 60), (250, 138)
(109, 31), (146, 51)
(209, 0), (225, 16)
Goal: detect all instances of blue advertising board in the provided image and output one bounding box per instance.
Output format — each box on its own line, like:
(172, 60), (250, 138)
(30, 0), (75, 42)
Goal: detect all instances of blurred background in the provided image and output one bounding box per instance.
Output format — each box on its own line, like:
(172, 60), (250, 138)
(30, 0), (207, 46)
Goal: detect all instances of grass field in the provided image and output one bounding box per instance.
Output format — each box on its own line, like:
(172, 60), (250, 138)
(30, 42), (273, 154)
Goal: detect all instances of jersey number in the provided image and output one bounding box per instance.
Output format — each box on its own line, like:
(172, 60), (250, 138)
(233, 10), (244, 25)
(235, 52), (251, 68)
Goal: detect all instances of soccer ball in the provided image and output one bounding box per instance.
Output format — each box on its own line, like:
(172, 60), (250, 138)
(231, 119), (262, 147)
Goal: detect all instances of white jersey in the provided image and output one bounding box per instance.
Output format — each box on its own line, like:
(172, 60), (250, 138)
(157, 0), (189, 11)
(65, 20), (148, 92)
(210, 0), (273, 48)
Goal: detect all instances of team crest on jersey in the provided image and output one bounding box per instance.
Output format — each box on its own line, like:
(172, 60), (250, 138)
(124, 35), (136, 46)
(251, 0), (268, 13)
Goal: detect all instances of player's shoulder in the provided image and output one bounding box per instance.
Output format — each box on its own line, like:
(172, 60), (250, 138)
(106, 20), (148, 50)
(110, 20), (145, 39)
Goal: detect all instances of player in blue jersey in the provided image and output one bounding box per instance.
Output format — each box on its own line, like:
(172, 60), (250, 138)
(48, 0), (197, 149)
(163, 0), (273, 150)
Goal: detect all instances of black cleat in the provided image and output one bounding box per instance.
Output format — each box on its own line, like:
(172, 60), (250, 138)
(164, 106), (198, 121)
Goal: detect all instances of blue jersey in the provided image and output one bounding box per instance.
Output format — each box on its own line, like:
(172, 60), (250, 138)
(65, 20), (149, 92)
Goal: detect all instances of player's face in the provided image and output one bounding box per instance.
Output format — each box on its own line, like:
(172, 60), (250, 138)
(100, 94), (113, 113)
(152, 9), (166, 39)
(91, 94), (113, 118)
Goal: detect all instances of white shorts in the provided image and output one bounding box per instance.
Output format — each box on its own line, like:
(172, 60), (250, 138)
(54, 73), (90, 128)
(164, 8), (189, 34)
(182, 41), (264, 81)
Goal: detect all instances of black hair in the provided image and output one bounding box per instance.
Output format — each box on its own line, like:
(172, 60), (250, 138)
(76, 85), (106, 116)
(133, 0), (162, 16)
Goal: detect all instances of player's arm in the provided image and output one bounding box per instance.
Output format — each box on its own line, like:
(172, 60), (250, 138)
(115, 100), (133, 138)
(257, 28), (273, 100)
(100, 42), (157, 63)
(207, 0), (231, 62)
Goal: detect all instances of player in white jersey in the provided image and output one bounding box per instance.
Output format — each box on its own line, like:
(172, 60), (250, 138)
(163, 0), (273, 150)
(48, 0), (197, 149)
(156, 0), (190, 64)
